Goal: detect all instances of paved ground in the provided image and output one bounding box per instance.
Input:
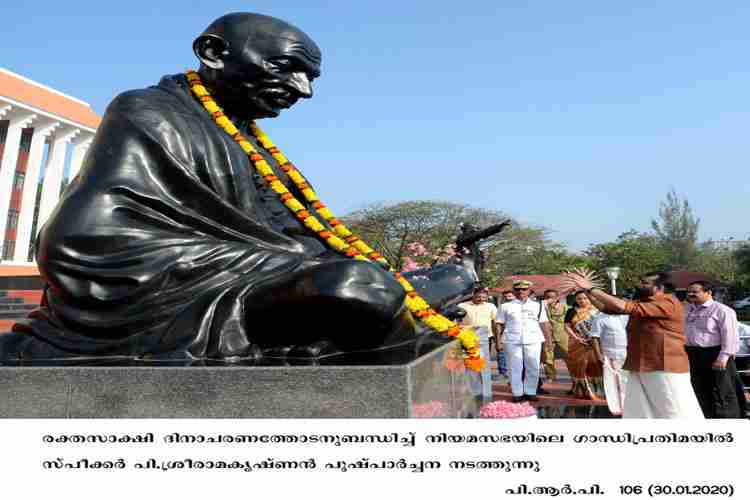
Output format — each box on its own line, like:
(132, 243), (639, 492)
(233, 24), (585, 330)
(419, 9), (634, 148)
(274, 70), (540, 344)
(489, 358), (619, 418)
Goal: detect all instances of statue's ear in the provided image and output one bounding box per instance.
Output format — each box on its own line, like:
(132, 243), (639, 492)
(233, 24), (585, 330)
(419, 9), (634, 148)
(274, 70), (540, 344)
(193, 34), (229, 70)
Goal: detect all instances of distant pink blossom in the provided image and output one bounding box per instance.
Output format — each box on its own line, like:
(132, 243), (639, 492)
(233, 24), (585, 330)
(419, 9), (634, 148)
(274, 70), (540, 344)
(404, 239), (469, 269)
(406, 242), (429, 257)
(480, 401), (537, 419)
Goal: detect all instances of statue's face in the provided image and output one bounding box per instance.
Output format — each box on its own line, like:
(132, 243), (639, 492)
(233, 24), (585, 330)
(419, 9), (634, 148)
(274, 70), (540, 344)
(211, 30), (321, 120)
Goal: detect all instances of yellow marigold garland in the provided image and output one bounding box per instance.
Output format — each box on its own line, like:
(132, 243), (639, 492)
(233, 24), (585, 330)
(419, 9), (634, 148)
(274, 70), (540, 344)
(185, 70), (484, 371)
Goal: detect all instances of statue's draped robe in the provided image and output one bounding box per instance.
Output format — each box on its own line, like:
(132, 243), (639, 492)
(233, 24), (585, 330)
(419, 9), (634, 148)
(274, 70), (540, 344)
(18, 74), (412, 359)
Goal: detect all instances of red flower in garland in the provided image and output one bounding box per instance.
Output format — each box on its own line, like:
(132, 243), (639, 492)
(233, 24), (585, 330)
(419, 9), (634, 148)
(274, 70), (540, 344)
(446, 326), (462, 338)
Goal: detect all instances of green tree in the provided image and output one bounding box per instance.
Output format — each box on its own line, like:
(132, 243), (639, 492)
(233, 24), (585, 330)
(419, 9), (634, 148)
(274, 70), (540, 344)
(507, 244), (594, 276)
(651, 188), (700, 268)
(737, 244), (750, 275)
(692, 242), (740, 285)
(585, 230), (671, 293)
(734, 244), (750, 296)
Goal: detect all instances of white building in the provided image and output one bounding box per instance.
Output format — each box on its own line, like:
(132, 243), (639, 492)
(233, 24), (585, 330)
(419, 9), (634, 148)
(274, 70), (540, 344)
(0, 67), (100, 265)
(704, 238), (750, 252)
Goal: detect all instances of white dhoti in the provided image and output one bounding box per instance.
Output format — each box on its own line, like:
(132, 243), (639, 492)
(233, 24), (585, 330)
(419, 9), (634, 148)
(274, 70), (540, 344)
(505, 342), (542, 397)
(623, 370), (705, 419)
(602, 355), (628, 416)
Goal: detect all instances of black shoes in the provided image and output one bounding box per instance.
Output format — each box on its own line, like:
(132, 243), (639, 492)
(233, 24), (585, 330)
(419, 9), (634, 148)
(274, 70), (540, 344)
(512, 395), (539, 402)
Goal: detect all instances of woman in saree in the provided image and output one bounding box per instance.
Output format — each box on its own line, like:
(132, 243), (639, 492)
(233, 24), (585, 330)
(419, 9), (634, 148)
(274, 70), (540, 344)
(564, 291), (604, 400)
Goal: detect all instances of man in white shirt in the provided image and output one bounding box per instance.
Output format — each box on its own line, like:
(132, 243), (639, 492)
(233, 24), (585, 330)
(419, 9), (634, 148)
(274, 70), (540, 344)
(458, 287), (499, 402)
(589, 312), (629, 415)
(496, 280), (552, 402)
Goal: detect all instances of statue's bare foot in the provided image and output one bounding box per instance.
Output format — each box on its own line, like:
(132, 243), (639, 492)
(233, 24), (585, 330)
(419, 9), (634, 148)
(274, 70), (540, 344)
(262, 340), (341, 359)
(288, 340), (341, 358)
(261, 345), (294, 358)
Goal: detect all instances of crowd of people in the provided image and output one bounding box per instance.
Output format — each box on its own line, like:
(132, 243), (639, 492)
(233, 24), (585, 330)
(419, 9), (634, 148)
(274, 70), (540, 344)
(457, 270), (748, 419)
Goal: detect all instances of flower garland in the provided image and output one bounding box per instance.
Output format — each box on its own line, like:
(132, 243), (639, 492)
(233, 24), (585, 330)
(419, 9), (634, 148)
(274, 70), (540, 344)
(185, 70), (484, 371)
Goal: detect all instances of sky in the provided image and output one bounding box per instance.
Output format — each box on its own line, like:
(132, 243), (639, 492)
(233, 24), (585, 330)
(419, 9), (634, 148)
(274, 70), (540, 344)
(2, 1), (748, 251)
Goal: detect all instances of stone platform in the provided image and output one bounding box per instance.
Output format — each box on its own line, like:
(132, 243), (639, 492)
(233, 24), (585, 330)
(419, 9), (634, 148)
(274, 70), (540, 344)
(0, 338), (475, 418)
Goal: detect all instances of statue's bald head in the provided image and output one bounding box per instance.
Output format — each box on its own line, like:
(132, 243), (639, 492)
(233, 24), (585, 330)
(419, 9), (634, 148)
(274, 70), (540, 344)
(200, 13), (321, 67)
(194, 12), (322, 120)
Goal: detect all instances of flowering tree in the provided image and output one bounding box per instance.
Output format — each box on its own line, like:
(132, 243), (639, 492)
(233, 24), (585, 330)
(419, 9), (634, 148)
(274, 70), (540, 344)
(342, 200), (565, 286)
(401, 241), (460, 272)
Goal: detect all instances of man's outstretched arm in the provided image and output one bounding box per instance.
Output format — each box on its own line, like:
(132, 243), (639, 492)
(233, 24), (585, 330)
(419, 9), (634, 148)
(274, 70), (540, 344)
(564, 270), (628, 313)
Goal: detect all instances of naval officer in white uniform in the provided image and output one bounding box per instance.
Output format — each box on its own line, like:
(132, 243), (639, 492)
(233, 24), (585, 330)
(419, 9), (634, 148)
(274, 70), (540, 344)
(497, 280), (552, 402)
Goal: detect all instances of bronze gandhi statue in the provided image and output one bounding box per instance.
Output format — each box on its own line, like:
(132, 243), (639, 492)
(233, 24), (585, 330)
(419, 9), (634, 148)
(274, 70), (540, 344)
(1, 13), (506, 364)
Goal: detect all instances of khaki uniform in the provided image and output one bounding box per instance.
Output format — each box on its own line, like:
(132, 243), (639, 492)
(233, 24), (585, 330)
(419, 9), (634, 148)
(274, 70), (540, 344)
(542, 301), (570, 381)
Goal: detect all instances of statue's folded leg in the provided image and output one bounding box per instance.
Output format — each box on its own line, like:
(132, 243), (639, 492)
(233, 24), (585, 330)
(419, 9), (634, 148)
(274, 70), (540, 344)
(245, 259), (417, 356)
(0, 260), (475, 363)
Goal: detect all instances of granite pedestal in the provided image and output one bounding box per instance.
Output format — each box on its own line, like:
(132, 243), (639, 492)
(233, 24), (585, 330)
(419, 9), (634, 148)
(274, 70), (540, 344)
(0, 339), (476, 418)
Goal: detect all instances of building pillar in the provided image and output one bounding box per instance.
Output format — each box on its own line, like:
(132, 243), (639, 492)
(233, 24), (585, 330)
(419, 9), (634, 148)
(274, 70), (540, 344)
(0, 107), (37, 260)
(36, 127), (80, 232)
(68, 135), (93, 180)
(13, 120), (61, 262)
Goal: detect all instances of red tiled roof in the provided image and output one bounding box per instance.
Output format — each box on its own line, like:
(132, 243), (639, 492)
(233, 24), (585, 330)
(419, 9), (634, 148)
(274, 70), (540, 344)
(665, 271), (725, 289)
(0, 265), (40, 277)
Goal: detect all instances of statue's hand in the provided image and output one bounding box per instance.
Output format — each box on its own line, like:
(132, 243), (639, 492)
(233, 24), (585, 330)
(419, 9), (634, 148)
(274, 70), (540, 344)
(442, 305), (467, 322)
(453, 220), (510, 281)
(454, 220), (511, 250)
